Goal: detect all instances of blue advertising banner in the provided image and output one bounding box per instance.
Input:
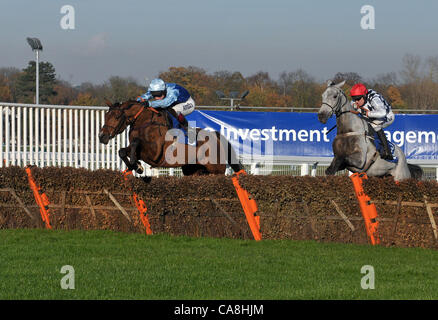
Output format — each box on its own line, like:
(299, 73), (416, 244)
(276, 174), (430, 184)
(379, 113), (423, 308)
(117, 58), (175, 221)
(187, 110), (438, 161)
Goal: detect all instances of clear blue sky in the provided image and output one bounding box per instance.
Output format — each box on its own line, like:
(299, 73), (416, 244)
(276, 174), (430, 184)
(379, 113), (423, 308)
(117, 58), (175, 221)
(1, 0), (437, 85)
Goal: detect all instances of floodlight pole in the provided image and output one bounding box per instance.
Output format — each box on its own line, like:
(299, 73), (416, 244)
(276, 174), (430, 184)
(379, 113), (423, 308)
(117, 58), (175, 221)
(27, 37), (42, 105)
(35, 49), (39, 105)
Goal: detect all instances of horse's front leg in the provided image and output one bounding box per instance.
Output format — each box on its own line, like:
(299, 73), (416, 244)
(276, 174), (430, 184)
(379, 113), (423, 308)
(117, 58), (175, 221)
(129, 138), (144, 174)
(119, 146), (138, 171)
(325, 156), (344, 175)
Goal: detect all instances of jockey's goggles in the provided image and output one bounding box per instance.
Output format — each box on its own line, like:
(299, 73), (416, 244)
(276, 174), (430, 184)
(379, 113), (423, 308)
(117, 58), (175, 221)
(151, 90), (166, 98)
(352, 95), (364, 102)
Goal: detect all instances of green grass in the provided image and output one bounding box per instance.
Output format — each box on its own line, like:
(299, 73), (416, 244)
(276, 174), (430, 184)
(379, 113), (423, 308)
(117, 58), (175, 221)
(0, 229), (437, 299)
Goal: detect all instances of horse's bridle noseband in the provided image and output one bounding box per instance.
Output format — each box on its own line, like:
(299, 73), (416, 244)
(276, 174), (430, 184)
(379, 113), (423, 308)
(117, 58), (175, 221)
(101, 110), (125, 139)
(102, 103), (144, 139)
(322, 87), (350, 118)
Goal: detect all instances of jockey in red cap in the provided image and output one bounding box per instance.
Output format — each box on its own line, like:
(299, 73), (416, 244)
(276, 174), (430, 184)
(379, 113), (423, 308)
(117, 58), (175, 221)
(350, 83), (395, 160)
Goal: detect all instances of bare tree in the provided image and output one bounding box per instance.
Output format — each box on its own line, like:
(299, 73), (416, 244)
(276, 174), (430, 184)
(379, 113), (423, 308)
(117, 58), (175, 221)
(425, 56), (438, 82)
(400, 54), (422, 83)
(332, 72), (363, 86)
(246, 71), (272, 92)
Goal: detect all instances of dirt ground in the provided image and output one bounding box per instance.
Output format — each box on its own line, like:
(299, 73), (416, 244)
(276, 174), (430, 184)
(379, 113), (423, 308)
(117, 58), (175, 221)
(1, 166), (437, 249)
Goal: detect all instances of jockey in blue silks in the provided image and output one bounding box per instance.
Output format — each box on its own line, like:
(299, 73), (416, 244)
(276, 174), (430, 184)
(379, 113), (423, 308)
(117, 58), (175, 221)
(137, 78), (196, 140)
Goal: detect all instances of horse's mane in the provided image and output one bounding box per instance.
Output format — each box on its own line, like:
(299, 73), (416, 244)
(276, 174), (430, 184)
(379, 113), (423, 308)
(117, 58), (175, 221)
(118, 99), (171, 127)
(120, 100), (139, 108)
(109, 100), (145, 111)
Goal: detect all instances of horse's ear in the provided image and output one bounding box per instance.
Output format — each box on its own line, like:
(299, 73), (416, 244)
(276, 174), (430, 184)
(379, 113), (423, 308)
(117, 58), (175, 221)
(104, 99), (113, 108)
(335, 80), (346, 88)
(327, 80), (334, 87)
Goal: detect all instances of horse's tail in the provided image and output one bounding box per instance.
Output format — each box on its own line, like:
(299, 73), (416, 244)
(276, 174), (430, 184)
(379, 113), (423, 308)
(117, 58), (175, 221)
(408, 163), (423, 180)
(217, 132), (244, 173)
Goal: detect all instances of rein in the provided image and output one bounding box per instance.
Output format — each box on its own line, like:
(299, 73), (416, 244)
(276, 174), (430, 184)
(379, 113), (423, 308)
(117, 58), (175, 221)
(105, 103), (167, 137)
(323, 89), (353, 134)
(129, 107), (168, 133)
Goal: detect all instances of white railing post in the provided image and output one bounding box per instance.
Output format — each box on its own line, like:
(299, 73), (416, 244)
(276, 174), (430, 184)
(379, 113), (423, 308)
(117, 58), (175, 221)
(17, 107), (21, 166)
(46, 108), (50, 166)
(23, 107), (27, 166)
(301, 163), (309, 176)
(35, 108), (39, 166)
(90, 110), (95, 170)
(251, 162), (260, 175)
(57, 109), (61, 166)
(79, 109), (84, 168)
(40, 108), (44, 167)
(5, 107), (10, 166)
(11, 106), (16, 166)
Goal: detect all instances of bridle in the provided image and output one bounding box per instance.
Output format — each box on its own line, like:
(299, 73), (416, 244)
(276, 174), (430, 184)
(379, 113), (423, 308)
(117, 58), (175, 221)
(102, 103), (168, 139)
(322, 86), (364, 134)
(102, 103), (147, 139)
(321, 87), (350, 118)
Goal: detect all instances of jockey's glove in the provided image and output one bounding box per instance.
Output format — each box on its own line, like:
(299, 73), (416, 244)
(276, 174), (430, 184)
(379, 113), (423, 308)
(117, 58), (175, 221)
(360, 108), (369, 117)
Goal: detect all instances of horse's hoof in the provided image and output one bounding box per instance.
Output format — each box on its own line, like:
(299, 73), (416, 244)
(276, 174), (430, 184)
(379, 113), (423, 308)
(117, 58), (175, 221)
(136, 164), (144, 175)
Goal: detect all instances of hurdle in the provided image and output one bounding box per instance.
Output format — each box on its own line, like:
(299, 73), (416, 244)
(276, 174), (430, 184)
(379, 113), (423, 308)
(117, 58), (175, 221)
(25, 166), (52, 229)
(122, 170), (153, 235)
(232, 170), (262, 241)
(350, 172), (380, 245)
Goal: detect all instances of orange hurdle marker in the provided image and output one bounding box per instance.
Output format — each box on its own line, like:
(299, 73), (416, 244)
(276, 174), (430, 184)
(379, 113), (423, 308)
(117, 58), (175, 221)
(350, 172), (379, 245)
(25, 166), (52, 229)
(232, 170), (262, 241)
(122, 170), (153, 235)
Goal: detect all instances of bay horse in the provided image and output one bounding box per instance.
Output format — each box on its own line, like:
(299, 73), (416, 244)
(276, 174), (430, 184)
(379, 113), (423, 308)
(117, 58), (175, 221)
(317, 80), (423, 181)
(98, 100), (244, 176)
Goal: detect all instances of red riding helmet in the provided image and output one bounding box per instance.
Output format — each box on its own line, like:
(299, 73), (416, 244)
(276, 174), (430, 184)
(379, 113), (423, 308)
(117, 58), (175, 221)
(350, 83), (368, 97)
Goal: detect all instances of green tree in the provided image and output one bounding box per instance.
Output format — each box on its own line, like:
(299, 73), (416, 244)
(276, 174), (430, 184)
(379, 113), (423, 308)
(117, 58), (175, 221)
(16, 61), (57, 103)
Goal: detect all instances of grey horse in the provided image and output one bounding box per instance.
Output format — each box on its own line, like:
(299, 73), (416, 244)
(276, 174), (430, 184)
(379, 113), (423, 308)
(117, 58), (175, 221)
(318, 80), (423, 181)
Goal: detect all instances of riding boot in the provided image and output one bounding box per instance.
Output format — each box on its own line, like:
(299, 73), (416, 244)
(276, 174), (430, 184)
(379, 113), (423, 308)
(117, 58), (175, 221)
(376, 129), (393, 160)
(178, 113), (196, 144)
(167, 108), (179, 123)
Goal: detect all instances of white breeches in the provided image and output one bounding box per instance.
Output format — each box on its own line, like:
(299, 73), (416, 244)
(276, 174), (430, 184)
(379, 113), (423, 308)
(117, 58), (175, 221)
(171, 97), (195, 116)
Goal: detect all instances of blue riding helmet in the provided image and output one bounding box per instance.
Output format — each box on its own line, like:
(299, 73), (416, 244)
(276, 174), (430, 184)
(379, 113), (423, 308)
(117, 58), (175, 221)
(148, 78), (166, 93)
